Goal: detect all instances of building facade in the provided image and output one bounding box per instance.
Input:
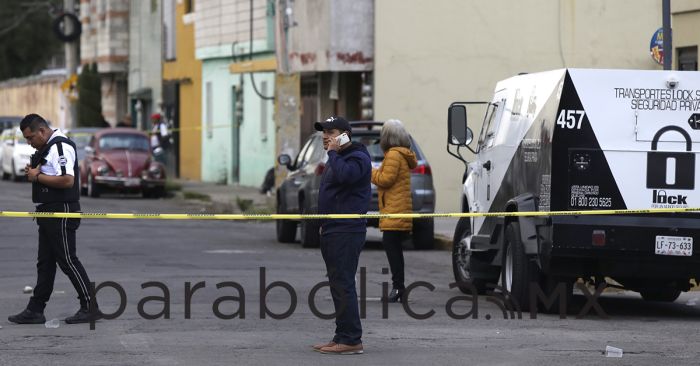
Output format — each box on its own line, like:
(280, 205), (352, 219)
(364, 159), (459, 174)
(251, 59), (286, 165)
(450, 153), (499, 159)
(0, 74), (67, 128)
(194, 0), (277, 186)
(163, 0), (203, 181)
(672, 0), (700, 71)
(128, 0), (163, 130)
(273, 0), (374, 184)
(79, 0), (129, 126)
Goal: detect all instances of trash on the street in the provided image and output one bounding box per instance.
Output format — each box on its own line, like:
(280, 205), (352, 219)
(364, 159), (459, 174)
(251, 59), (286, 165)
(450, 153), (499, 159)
(44, 319), (60, 329)
(686, 298), (698, 306)
(53, 290), (66, 295)
(604, 346), (623, 358)
(23, 286), (33, 294)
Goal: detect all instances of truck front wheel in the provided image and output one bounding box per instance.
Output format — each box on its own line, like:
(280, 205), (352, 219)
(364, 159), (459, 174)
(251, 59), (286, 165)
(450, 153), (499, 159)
(452, 218), (490, 294)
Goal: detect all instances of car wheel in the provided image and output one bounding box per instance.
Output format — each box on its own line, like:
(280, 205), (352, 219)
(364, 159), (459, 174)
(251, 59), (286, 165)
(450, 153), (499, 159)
(87, 172), (100, 198)
(640, 287), (681, 302)
(276, 200), (297, 243)
(152, 186), (165, 198)
(299, 201), (320, 248)
(142, 189), (152, 199)
(412, 217), (435, 250)
(502, 221), (539, 312)
(452, 217), (490, 294)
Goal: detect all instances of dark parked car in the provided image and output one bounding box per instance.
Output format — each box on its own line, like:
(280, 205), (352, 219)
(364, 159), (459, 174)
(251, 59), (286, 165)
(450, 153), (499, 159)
(276, 121), (436, 249)
(0, 116), (21, 134)
(79, 128), (166, 198)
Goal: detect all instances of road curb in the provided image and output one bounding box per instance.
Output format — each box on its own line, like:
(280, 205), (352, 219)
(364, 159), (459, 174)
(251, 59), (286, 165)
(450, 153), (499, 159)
(434, 235), (452, 251)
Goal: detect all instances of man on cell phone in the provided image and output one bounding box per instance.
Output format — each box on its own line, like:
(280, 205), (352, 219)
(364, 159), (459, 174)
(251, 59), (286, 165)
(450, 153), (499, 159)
(311, 116), (371, 355)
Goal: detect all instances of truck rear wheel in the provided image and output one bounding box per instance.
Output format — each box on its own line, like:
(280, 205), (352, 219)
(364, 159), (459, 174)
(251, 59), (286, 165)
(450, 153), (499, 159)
(502, 222), (538, 312)
(640, 287), (681, 302)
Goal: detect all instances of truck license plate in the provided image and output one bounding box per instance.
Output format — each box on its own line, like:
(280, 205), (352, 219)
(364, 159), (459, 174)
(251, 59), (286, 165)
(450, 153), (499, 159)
(655, 236), (693, 256)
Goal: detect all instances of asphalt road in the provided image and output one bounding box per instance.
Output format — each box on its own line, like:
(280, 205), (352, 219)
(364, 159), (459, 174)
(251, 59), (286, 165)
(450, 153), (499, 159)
(1, 179), (700, 365)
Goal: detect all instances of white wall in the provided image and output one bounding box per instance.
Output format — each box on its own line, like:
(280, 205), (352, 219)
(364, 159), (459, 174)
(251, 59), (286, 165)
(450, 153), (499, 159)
(374, 0), (663, 213)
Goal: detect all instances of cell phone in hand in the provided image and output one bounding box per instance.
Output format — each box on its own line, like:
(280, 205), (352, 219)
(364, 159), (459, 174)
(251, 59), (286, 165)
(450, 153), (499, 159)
(336, 133), (350, 146)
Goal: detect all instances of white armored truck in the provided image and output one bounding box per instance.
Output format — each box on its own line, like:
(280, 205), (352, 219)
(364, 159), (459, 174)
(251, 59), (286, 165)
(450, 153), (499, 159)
(447, 69), (700, 310)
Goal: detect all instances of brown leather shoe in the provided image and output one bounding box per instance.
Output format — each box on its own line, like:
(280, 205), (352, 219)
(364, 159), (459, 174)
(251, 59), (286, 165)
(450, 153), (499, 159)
(319, 343), (363, 355)
(311, 341), (336, 352)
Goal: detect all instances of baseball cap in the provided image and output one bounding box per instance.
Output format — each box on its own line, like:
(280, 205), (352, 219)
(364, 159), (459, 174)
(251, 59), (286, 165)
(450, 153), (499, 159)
(314, 116), (351, 132)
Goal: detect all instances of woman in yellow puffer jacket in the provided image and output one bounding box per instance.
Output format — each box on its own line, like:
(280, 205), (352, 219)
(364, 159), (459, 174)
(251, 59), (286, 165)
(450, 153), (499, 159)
(371, 119), (417, 303)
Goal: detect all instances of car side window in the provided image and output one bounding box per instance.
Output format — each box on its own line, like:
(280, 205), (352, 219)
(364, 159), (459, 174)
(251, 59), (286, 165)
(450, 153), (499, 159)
(479, 97), (506, 150)
(311, 136), (327, 162)
(302, 136), (320, 164)
(478, 104), (498, 149)
(295, 138), (313, 168)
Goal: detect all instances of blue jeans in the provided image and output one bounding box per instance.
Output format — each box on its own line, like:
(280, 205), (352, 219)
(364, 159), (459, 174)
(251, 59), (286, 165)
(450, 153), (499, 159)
(320, 232), (365, 345)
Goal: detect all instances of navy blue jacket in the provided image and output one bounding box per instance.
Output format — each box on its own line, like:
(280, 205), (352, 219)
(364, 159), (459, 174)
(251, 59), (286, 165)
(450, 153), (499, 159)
(318, 141), (372, 234)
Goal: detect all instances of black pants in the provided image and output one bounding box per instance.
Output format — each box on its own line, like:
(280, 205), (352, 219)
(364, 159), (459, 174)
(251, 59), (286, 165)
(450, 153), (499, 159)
(320, 232), (365, 346)
(382, 231), (408, 290)
(28, 202), (94, 313)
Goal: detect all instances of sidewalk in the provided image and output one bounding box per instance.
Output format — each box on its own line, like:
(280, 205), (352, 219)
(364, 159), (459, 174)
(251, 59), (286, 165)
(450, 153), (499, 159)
(173, 179), (456, 249)
(173, 179), (273, 214)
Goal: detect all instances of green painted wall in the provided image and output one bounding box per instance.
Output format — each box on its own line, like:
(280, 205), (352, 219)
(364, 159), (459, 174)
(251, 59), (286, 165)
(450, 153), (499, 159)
(200, 55), (275, 187)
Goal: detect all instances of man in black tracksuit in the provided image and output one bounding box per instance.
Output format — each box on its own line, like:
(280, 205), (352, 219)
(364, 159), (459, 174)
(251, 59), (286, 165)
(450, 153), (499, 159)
(8, 114), (100, 325)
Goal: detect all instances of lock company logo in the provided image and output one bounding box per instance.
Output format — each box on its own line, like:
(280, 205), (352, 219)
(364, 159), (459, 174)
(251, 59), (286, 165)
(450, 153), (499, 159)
(651, 189), (688, 208)
(646, 126), (695, 190)
(646, 126), (695, 208)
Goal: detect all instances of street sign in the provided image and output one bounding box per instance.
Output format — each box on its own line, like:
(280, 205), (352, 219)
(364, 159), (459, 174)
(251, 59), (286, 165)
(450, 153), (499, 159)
(650, 28), (664, 65)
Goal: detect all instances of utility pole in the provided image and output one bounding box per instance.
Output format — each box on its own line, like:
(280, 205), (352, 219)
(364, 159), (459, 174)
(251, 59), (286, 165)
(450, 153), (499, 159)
(662, 0), (672, 70)
(64, 0), (79, 128)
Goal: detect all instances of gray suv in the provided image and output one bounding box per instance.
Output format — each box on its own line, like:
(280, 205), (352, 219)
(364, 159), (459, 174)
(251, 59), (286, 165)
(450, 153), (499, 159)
(276, 121), (436, 249)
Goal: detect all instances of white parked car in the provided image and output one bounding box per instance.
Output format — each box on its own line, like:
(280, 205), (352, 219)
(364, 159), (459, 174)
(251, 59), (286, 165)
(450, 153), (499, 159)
(1, 128), (35, 181)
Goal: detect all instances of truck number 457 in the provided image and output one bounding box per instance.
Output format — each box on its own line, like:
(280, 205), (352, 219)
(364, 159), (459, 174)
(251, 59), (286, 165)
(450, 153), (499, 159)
(556, 109), (586, 129)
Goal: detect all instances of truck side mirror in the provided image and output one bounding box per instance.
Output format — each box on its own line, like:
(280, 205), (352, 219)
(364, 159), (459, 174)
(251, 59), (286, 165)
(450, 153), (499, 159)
(448, 105), (473, 146)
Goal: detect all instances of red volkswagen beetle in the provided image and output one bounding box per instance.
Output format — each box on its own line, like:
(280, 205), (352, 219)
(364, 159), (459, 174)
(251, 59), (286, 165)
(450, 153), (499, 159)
(80, 128), (166, 198)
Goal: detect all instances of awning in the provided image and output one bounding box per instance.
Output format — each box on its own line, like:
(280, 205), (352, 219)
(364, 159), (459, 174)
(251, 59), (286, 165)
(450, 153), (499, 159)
(129, 87), (152, 100)
(229, 57), (277, 74)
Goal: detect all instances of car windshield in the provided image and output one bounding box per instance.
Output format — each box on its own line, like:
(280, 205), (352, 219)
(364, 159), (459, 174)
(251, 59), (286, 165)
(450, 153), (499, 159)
(99, 134), (149, 151)
(71, 133), (93, 150)
(352, 132), (423, 162)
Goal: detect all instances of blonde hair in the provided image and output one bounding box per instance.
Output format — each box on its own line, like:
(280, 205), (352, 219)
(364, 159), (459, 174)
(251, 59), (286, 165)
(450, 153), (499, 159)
(380, 119), (411, 152)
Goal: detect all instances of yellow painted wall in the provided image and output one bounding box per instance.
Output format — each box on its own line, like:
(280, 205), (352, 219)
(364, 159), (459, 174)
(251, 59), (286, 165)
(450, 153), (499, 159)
(163, 2), (202, 181)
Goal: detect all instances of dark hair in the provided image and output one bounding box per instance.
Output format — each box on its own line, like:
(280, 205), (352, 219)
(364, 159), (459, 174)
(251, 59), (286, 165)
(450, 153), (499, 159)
(19, 114), (49, 132)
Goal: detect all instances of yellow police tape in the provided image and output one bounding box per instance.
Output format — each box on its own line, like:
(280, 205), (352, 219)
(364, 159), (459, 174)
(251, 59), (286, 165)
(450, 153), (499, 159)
(2, 124), (237, 140)
(0, 207), (699, 220)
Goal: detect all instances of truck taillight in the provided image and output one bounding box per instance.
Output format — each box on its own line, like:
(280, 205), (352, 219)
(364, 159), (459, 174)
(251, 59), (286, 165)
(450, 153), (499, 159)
(592, 230), (606, 247)
(315, 163), (325, 176)
(412, 164), (432, 175)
